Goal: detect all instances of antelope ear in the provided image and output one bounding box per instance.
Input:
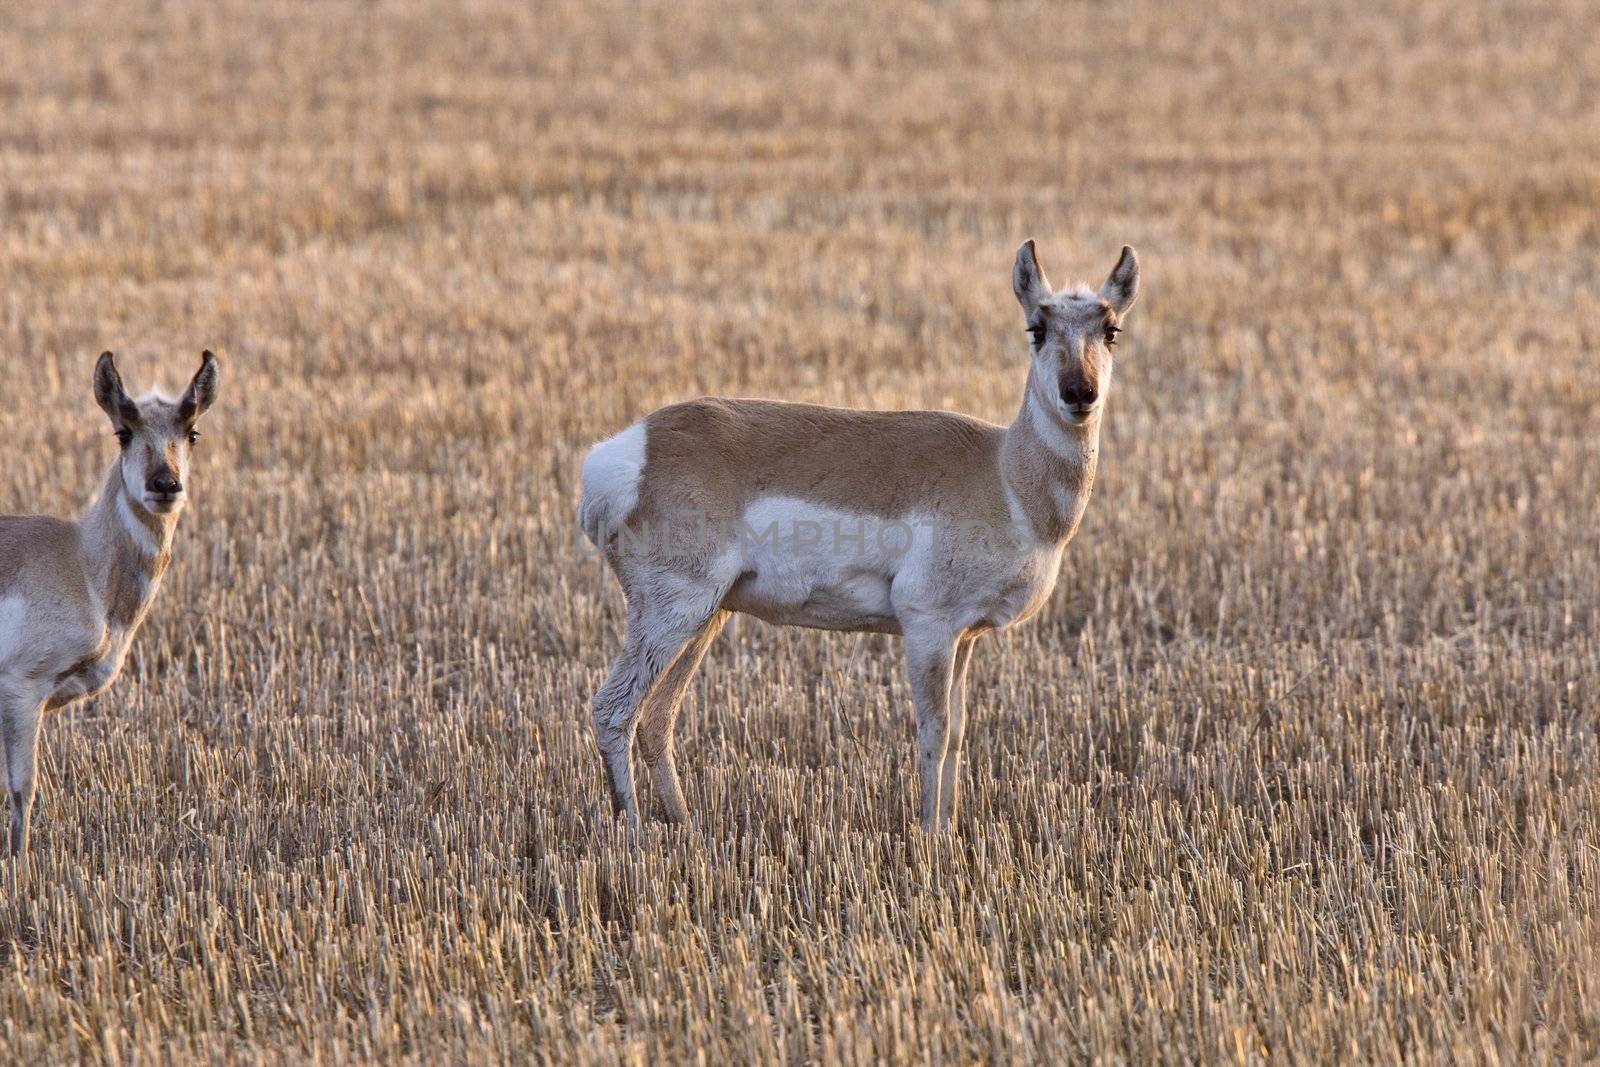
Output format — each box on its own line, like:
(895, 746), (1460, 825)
(179, 350), (219, 422)
(1012, 239), (1052, 318)
(93, 351), (139, 426)
(1099, 246), (1140, 316)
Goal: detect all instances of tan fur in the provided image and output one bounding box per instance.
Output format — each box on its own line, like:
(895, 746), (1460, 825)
(580, 242), (1138, 834)
(0, 518), (87, 609)
(0, 351), (217, 855)
(632, 399), (1015, 555)
(606, 378), (1097, 629)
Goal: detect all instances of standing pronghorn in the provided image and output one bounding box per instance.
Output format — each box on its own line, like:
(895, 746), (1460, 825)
(579, 241), (1139, 832)
(0, 351), (219, 854)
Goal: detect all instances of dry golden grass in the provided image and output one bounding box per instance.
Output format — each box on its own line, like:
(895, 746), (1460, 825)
(1, 0), (1598, 1062)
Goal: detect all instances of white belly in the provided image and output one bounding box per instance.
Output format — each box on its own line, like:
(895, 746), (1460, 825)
(711, 495), (1069, 637)
(720, 497), (918, 633)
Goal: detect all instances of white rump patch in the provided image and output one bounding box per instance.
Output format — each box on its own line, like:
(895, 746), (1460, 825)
(578, 422), (647, 547)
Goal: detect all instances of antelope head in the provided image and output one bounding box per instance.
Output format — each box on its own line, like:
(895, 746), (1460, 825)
(1013, 241), (1140, 426)
(93, 351), (220, 515)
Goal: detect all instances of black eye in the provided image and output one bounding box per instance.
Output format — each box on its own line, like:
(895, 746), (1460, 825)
(187, 430), (201, 446)
(1027, 324), (1047, 344)
(1105, 325), (1122, 347)
(115, 429), (132, 447)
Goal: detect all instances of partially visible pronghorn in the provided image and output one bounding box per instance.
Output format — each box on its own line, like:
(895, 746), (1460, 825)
(579, 241), (1139, 832)
(0, 351), (219, 854)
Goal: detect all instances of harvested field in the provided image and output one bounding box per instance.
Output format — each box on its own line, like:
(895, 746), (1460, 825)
(0, 0), (1597, 1061)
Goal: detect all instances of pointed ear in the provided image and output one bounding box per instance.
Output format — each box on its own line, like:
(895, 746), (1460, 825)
(1099, 246), (1140, 316)
(179, 350), (220, 422)
(93, 351), (140, 426)
(1012, 239), (1052, 318)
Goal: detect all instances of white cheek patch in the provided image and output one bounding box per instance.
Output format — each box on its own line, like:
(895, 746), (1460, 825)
(117, 487), (161, 557)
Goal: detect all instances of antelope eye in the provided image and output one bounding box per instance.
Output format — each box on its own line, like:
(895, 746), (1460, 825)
(1027, 324), (1047, 344)
(115, 429), (132, 447)
(1105, 325), (1122, 347)
(187, 430), (201, 446)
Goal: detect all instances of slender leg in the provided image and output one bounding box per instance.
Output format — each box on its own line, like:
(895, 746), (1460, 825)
(637, 611), (727, 825)
(1, 681), (45, 857)
(903, 625), (959, 833)
(939, 636), (976, 830)
(590, 607), (714, 830)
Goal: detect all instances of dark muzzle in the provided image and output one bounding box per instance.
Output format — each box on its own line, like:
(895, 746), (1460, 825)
(1059, 380), (1098, 409)
(148, 471), (182, 495)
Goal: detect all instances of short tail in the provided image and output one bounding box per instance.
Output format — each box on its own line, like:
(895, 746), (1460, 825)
(577, 478), (611, 549)
(578, 422), (646, 549)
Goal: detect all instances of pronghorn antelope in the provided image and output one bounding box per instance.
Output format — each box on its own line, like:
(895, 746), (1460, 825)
(579, 241), (1139, 833)
(0, 351), (219, 854)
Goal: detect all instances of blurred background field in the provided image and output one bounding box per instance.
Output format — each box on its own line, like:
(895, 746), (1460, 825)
(1, 0), (1597, 1062)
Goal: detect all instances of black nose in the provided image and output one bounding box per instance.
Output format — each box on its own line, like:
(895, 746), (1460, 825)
(1060, 383), (1098, 408)
(149, 472), (182, 495)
